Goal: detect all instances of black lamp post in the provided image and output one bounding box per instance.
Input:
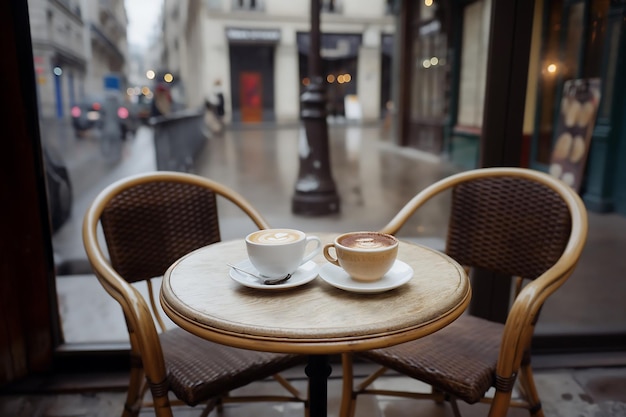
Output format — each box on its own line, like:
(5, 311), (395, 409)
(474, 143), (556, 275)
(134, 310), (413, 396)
(291, 0), (340, 215)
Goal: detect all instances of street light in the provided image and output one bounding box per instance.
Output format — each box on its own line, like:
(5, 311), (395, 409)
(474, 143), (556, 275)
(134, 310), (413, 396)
(291, 0), (340, 215)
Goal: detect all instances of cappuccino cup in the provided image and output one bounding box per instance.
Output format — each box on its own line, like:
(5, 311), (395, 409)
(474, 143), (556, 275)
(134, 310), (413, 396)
(323, 232), (399, 282)
(245, 229), (322, 278)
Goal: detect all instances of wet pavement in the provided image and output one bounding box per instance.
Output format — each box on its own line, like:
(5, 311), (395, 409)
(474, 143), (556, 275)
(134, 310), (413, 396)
(36, 119), (626, 416)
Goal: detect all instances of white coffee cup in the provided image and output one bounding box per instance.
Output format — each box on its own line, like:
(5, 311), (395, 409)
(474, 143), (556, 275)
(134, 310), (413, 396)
(245, 229), (322, 278)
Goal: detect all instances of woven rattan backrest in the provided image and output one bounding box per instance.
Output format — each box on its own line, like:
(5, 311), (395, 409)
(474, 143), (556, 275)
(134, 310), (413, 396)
(446, 176), (572, 280)
(100, 180), (220, 283)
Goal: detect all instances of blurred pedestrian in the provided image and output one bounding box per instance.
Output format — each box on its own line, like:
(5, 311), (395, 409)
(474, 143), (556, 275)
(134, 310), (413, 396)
(204, 79), (225, 135)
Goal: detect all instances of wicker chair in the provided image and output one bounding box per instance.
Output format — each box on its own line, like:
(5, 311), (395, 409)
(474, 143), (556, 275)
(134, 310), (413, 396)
(82, 171), (308, 417)
(339, 167), (588, 417)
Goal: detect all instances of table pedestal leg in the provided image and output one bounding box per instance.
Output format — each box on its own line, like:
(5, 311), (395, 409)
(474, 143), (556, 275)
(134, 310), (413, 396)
(306, 354), (332, 417)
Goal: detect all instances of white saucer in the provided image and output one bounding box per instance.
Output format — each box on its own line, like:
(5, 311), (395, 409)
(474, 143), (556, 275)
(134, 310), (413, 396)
(229, 259), (319, 290)
(318, 260), (413, 293)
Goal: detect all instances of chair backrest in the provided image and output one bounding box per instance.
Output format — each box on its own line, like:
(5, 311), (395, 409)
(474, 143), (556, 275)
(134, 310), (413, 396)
(382, 168), (587, 282)
(82, 172), (270, 374)
(446, 175), (572, 280)
(381, 167), (588, 373)
(85, 172), (269, 278)
(100, 178), (221, 283)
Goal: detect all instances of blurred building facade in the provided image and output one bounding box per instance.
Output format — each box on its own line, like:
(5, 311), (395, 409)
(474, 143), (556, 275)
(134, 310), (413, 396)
(27, 0), (128, 120)
(161, 0), (397, 124)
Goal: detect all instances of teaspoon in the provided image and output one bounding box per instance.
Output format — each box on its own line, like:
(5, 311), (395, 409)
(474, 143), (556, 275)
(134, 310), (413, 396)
(227, 264), (293, 285)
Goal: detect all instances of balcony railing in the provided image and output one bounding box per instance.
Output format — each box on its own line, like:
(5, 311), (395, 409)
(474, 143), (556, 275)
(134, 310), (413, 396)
(53, 0), (82, 19)
(90, 23), (124, 61)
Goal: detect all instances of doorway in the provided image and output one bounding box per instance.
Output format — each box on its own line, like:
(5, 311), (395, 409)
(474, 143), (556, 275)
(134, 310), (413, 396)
(229, 44), (275, 123)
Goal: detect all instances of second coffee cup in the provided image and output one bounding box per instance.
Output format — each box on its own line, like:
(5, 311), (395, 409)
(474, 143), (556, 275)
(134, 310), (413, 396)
(246, 228), (321, 278)
(323, 231), (399, 282)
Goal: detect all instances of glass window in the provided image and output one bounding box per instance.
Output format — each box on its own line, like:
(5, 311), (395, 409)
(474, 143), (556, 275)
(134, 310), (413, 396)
(410, 28), (447, 120)
(405, 0), (452, 152)
(534, 0), (611, 165)
(26, 0), (626, 353)
(35, 0), (167, 345)
(583, 0), (610, 78)
(32, 0), (396, 347)
(562, 2), (584, 81)
(456, 0), (490, 128)
(535, 0), (564, 165)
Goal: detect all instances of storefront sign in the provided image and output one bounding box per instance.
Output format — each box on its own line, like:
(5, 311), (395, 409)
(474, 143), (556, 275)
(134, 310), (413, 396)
(226, 28), (281, 43)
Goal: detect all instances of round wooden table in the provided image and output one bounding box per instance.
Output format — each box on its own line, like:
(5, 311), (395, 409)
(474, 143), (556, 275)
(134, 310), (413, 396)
(160, 233), (471, 417)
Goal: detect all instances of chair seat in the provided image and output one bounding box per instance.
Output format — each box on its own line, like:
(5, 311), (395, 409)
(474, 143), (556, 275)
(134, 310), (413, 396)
(357, 315), (503, 404)
(161, 328), (306, 406)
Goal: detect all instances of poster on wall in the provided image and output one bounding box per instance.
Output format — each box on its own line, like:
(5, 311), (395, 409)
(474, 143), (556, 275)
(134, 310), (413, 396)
(549, 78), (601, 192)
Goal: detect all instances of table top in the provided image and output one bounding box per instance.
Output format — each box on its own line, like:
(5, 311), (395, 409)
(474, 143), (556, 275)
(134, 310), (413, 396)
(160, 233), (471, 355)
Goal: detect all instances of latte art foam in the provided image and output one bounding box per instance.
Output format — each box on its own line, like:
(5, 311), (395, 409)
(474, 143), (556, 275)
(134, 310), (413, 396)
(339, 233), (397, 250)
(352, 238), (386, 249)
(249, 230), (301, 244)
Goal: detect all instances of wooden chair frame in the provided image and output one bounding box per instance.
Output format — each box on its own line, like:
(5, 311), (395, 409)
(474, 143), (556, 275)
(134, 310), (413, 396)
(340, 167), (588, 417)
(83, 171), (307, 417)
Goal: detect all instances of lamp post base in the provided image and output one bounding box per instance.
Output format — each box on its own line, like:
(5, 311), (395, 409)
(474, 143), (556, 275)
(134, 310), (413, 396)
(292, 191), (340, 216)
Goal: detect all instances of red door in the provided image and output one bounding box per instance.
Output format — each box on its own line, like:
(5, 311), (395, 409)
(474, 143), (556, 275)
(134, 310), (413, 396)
(240, 72), (263, 123)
